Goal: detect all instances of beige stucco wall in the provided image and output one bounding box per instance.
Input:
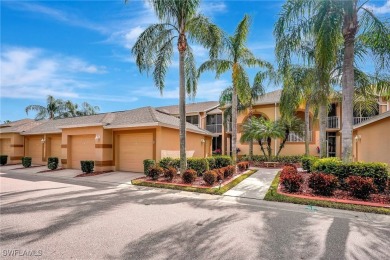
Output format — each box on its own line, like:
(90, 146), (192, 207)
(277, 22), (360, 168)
(353, 117), (390, 165)
(0, 133), (25, 164)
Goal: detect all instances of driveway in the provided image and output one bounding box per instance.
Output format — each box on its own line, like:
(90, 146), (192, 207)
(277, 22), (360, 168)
(1, 170), (389, 260)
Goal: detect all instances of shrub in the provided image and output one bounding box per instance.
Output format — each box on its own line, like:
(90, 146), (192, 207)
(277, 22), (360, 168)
(312, 157), (344, 176)
(280, 172), (303, 192)
(203, 170), (217, 185)
(149, 165), (164, 180)
(213, 156), (233, 168)
(143, 159), (155, 176)
(206, 157), (216, 170)
(0, 155), (8, 166)
(246, 155), (303, 163)
(308, 173), (339, 196)
(224, 165), (236, 178)
(346, 176), (377, 199)
(80, 160), (94, 173)
(344, 162), (388, 192)
(164, 167), (177, 181)
(22, 157), (32, 168)
(159, 157), (180, 169)
(301, 156), (317, 172)
(182, 169), (197, 184)
(187, 158), (209, 176)
(214, 168), (224, 181)
(47, 157), (59, 170)
(237, 161), (249, 172)
(284, 163), (297, 170)
(281, 165), (298, 176)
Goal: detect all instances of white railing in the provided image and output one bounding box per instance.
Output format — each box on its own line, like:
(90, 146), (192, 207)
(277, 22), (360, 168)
(327, 116), (339, 129)
(353, 117), (372, 125)
(287, 131), (312, 142)
(226, 122), (232, 132)
(206, 124), (222, 133)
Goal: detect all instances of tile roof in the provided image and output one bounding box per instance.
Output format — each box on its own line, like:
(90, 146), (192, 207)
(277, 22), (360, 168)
(353, 110), (390, 129)
(0, 118), (35, 128)
(156, 101), (220, 115)
(0, 119), (46, 134)
(20, 107), (213, 136)
(253, 89), (282, 105)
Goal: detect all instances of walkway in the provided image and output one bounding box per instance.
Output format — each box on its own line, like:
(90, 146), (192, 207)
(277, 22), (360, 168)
(223, 168), (279, 200)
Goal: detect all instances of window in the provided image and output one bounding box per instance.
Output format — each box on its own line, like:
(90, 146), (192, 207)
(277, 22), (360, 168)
(186, 115), (199, 126)
(206, 114), (222, 133)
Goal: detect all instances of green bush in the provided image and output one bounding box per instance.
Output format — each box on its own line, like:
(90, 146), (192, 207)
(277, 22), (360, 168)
(149, 165), (164, 180)
(213, 156), (233, 168)
(206, 157), (216, 170)
(308, 173), (339, 196)
(80, 161), (94, 173)
(143, 159), (155, 176)
(302, 156), (318, 172)
(182, 169), (197, 184)
(312, 157), (344, 177)
(187, 158), (209, 176)
(47, 157), (59, 170)
(0, 155), (8, 166)
(203, 170), (217, 185)
(159, 157), (180, 169)
(22, 157), (32, 168)
(164, 167), (177, 181)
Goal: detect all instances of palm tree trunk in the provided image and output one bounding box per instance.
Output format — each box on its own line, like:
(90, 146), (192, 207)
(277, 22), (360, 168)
(319, 102), (327, 158)
(179, 49), (187, 174)
(341, 2), (358, 163)
(258, 140), (267, 157)
(276, 129), (289, 156)
(266, 137), (272, 159)
(305, 101), (310, 156)
(231, 86), (238, 163)
(248, 107), (253, 161)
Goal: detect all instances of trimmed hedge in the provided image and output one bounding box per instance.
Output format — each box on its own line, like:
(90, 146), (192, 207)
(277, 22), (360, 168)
(203, 170), (217, 185)
(187, 158), (209, 176)
(240, 155), (303, 163)
(159, 157), (180, 169)
(213, 155), (233, 168)
(0, 155), (8, 166)
(143, 159), (155, 176)
(346, 176), (377, 199)
(206, 157), (216, 170)
(302, 156), (318, 172)
(312, 158), (389, 191)
(22, 157), (32, 168)
(47, 157), (59, 170)
(80, 160), (94, 173)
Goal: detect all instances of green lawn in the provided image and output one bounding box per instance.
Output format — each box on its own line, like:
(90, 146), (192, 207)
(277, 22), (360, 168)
(132, 169), (257, 195)
(264, 172), (390, 215)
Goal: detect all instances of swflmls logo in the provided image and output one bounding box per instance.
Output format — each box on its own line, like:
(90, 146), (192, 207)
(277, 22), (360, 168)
(2, 249), (43, 257)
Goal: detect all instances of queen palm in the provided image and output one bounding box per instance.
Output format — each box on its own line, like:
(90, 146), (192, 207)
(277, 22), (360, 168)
(131, 0), (223, 173)
(25, 95), (65, 120)
(198, 15), (272, 163)
(275, 0), (389, 162)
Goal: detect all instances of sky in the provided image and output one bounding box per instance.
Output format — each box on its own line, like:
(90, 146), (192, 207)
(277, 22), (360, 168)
(1, 0), (389, 122)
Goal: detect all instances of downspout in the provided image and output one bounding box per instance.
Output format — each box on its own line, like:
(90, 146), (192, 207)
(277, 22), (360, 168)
(274, 103), (277, 156)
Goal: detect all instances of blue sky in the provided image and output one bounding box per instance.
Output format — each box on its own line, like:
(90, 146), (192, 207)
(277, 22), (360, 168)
(1, 0), (389, 122)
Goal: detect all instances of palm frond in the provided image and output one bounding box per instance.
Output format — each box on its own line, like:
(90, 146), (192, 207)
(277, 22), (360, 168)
(197, 59), (232, 78)
(185, 46), (197, 98)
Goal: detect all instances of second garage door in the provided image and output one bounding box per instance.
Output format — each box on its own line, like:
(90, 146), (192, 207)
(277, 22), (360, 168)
(118, 133), (153, 172)
(27, 136), (43, 165)
(0, 138), (11, 156)
(49, 136), (62, 159)
(70, 135), (95, 169)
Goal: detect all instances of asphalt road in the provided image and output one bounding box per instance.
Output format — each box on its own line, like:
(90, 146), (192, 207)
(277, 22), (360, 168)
(1, 171), (389, 260)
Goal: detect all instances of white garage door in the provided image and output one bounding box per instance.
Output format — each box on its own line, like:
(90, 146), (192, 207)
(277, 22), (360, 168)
(118, 133), (153, 172)
(70, 135), (95, 169)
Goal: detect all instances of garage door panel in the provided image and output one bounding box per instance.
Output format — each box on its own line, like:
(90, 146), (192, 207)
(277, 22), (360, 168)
(71, 135), (95, 169)
(27, 137), (43, 165)
(118, 133), (153, 172)
(0, 139), (11, 155)
(50, 137), (62, 159)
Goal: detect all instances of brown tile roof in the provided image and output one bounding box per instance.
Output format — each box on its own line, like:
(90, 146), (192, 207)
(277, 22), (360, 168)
(156, 101), (220, 115)
(21, 107), (213, 136)
(253, 89), (282, 105)
(0, 118), (34, 128)
(0, 119), (46, 134)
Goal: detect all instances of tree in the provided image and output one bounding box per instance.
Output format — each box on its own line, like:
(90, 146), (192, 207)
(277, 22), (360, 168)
(131, 0), (223, 173)
(25, 95), (65, 120)
(276, 116), (304, 156)
(240, 117), (284, 160)
(198, 15), (272, 163)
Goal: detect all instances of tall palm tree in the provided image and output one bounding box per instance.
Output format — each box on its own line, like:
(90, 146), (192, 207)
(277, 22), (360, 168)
(240, 117), (284, 160)
(275, 0), (389, 162)
(25, 95), (65, 120)
(198, 15), (272, 163)
(131, 0), (223, 173)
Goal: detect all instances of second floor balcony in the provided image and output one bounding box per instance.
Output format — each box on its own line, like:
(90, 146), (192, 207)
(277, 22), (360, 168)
(327, 116), (339, 129)
(287, 131), (313, 142)
(206, 124), (222, 133)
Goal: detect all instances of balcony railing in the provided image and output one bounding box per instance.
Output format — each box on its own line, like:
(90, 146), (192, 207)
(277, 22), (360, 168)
(353, 117), (372, 125)
(225, 122), (232, 133)
(327, 116), (339, 129)
(287, 131), (312, 142)
(206, 124), (222, 133)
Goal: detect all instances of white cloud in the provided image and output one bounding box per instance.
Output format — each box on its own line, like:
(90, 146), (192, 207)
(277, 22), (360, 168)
(199, 1), (227, 16)
(365, 0), (390, 14)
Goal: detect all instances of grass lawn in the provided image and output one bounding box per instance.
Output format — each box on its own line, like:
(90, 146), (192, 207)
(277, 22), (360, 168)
(264, 172), (390, 215)
(132, 169), (257, 195)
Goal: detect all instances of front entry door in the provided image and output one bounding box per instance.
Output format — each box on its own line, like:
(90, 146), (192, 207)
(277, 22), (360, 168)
(326, 132), (336, 157)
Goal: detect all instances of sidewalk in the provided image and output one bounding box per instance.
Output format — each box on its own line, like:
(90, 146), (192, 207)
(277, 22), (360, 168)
(223, 168), (279, 200)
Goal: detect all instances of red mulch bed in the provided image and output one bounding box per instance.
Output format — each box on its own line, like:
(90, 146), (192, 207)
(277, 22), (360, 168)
(279, 172), (390, 207)
(37, 168), (65, 173)
(75, 171), (113, 178)
(135, 170), (248, 188)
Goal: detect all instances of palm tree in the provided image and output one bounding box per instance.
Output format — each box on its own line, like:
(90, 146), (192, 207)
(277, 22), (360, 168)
(240, 117), (284, 160)
(275, 0), (389, 162)
(276, 116), (305, 156)
(77, 102), (100, 116)
(131, 0), (223, 173)
(62, 101), (100, 118)
(198, 15), (272, 163)
(25, 95), (65, 120)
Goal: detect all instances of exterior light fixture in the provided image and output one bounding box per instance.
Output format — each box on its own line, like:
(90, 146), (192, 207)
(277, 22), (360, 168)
(95, 134), (101, 141)
(201, 139), (205, 143)
(41, 138), (46, 144)
(354, 135), (361, 142)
